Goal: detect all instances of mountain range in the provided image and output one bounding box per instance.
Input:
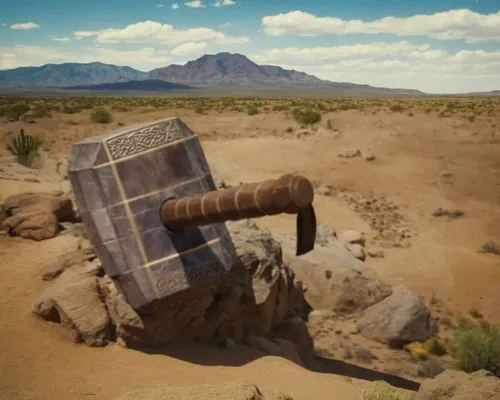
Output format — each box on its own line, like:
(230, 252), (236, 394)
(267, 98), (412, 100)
(0, 52), (423, 95)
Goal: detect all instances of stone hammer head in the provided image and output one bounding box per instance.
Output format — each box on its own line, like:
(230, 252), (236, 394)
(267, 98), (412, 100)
(68, 117), (316, 310)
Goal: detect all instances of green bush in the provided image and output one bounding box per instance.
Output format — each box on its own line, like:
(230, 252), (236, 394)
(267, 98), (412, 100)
(292, 108), (321, 125)
(6, 128), (42, 167)
(90, 108), (112, 124)
(447, 317), (500, 374)
(247, 105), (259, 116)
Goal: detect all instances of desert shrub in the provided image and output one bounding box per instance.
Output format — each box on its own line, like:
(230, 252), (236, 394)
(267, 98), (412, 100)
(0, 102), (31, 121)
(30, 103), (52, 118)
(6, 128), (42, 167)
(361, 381), (410, 400)
(62, 105), (82, 114)
(390, 104), (406, 112)
(447, 317), (500, 374)
(292, 108), (321, 125)
(479, 240), (500, 255)
(90, 108), (112, 124)
(247, 105), (259, 116)
(272, 104), (289, 111)
(195, 106), (204, 114)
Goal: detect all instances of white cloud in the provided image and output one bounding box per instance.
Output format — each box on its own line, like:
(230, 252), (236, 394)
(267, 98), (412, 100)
(74, 30), (101, 39)
(249, 41), (444, 64)
(261, 9), (500, 43)
(49, 36), (72, 42)
(171, 41), (207, 55)
(213, 0), (235, 7)
(249, 42), (499, 93)
(185, 1), (205, 8)
(157, 4), (164, 7)
(0, 45), (172, 71)
(10, 22), (40, 30)
(73, 20), (249, 45)
(2, 23), (7, 27)
(171, 3), (179, 9)
(218, 22), (232, 29)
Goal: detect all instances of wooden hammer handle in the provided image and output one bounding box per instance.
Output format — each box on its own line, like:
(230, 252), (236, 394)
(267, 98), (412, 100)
(160, 174), (314, 230)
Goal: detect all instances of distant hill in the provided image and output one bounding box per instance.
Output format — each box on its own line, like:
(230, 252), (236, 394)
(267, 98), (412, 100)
(0, 62), (147, 88)
(148, 52), (327, 86)
(0, 52), (426, 95)
(62, 79), (192, 91)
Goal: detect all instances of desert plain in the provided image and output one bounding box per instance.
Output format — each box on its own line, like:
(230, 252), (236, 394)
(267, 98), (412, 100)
(0, 94), (499, 400)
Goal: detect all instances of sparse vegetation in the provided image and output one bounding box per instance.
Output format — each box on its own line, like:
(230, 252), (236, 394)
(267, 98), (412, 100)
(90, 108), (112, 124)
(6, 128), (42, 167)
(361, 381), (411, 400)
(479, 240), (500, 255)
(292, 108), (321, 125)
(247, 105), (259, 116)
(447, 316), (500, 375)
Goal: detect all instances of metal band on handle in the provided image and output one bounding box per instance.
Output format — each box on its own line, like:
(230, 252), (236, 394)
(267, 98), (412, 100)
(160, 174), (314, 230)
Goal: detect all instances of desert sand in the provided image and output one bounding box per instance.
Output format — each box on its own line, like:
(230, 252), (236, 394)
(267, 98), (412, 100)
(0, 96), (499, 399)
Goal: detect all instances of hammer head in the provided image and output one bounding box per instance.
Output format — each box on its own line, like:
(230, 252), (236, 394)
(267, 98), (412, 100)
(68, 117), (237, 310)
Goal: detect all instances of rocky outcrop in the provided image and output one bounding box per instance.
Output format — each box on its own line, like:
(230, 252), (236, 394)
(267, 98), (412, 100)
(115, 381), (294, 400)
(356, 287), (435, 347)
(415, 369), (500, 400)
(1, 191), (75, 240)
(33, 220), (311, 357)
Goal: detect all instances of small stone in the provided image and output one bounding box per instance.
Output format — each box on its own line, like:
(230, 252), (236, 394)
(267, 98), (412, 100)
(341, 230), (366, 246)
(365, 154), (376, 161)
(338, 149), (362, 158)
(346, 243), (366, 261)
(367, 248), (385, 258)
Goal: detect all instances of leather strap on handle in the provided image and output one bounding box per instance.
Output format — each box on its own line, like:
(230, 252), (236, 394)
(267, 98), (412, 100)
(160, 174), (314, 230)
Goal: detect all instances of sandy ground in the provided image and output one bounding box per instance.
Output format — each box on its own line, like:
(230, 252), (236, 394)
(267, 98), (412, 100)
(0, 97), (499, 399)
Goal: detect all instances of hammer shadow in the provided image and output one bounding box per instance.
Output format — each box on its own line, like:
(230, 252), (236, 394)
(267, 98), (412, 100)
(134, 342), (421, 392)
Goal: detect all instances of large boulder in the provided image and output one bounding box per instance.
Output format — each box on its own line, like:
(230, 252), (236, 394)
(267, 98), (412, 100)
(1, 191), (75, 240)
(356, 287), (435, 347)
(274, 231), (391, 314)
(415, 369), (500, 400)
(115, 381), (293, 400)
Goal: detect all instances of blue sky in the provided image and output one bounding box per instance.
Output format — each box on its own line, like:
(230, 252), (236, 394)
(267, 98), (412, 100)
(1, 0), (499, 93)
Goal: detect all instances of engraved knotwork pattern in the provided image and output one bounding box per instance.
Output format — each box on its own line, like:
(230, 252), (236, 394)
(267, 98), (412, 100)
(106, 120), (183, 160)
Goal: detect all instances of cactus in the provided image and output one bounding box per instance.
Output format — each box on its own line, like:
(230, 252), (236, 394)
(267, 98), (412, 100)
(6, 128), (42, 167)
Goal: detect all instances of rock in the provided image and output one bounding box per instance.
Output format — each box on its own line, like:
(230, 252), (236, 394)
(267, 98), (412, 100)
(365, 154), (376, 161)
(356, 287), (435, 347)
(296, 129), (311, 139)
(346, 243), (366, 261)
(316, 222), (337, 246)
(316, 184), (334, 197)
(338, 149), (362, 158)
(271, 317), (315, 368)
(2, 204), (60, 240)
(1, 191), (76, 240)
(341, 230), (366, 246)
(41, 245), (97, 281)
(115, 381), (294, 400)
(276, 233), (391, 314)
(215, 179), (227, 189)
(415, 369), (500, 400)
(367, 248), (385, 258)
(33, 262), (111, 347)
(3, 191), (74, 221)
